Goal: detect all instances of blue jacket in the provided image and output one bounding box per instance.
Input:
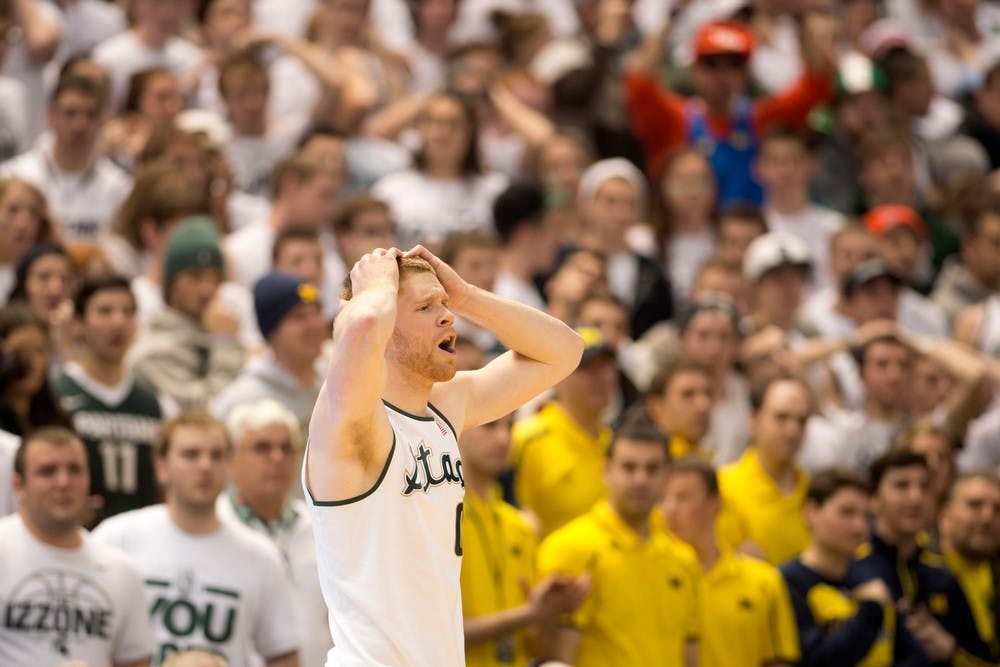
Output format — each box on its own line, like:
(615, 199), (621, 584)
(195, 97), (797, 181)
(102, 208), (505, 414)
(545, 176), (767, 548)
(781, 557), (928, 666)
(855, 533), (997, 667)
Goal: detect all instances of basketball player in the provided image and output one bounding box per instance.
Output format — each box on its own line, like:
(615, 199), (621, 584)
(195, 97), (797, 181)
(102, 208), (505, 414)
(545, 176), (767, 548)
(305, 246), (585, 666)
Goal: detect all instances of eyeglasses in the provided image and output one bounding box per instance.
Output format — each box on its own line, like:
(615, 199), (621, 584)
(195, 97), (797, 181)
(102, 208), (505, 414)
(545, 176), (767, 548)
(697, 54), (749, 70)
(249, 441), (295, 457)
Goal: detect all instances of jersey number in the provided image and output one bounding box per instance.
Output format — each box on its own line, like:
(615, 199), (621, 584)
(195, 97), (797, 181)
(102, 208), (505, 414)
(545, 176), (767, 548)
(454, 502), (464, 556)
(99, 441), (138, 494)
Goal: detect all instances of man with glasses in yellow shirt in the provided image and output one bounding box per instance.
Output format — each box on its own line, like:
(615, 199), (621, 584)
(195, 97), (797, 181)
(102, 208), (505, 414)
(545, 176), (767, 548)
(459, 414), (589, 667)
(663, 456), (800, 667)
(537, 421), (699, 667)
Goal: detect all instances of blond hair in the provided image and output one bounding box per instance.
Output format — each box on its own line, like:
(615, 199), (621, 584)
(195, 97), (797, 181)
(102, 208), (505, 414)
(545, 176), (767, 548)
(340, 256), (436, 301)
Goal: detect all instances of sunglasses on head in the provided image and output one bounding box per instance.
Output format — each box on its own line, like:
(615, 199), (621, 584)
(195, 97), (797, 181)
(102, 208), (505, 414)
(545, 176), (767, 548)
(698, 54), (749, 70)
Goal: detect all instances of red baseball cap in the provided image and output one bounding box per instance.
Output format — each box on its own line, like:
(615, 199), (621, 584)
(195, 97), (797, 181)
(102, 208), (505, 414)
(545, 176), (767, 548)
(694, 21), (755, 59)
(864, 204), (926, 239)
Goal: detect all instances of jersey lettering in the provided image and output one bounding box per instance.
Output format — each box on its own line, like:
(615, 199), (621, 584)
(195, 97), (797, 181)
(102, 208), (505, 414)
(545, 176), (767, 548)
(401, 442), (464, 496)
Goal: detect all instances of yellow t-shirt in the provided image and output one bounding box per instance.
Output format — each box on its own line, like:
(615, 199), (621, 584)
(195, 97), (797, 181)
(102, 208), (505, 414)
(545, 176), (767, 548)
(461, 485), (539, 667)
(537, 501), (699, 667)
(698, 550), (800, 667)
(512, 402), (612, 537)
(944, 550), (997, 650)
(718, 449), (809, 566)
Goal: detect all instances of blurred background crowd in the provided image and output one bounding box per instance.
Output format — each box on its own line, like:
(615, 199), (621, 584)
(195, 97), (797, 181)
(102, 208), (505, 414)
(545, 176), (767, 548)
(0, 0), (999, 666)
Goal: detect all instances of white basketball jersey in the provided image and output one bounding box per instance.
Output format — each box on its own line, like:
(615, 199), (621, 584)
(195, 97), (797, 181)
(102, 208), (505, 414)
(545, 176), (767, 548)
(305, 401), (466, 667)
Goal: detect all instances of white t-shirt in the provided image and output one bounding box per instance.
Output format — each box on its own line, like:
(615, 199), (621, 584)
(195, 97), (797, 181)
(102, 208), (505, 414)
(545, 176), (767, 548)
(371, 169), (508, 247)
(667, 229), (716, 305)
(0, 265), (15, 307)
(93, 504), (300, 667)
(704, 371), (752, 465)
(0, 76), (28, 161)
(606, 250), (641, 310)
(749, 14), (802, 94)
(0, 147), (131, 244)
(765, 204), (844, 289)
(0, 514), (155, 667)
(0, 430), (18, 517)
(976, 294), (1000, 358)
(492, 269), (546, 311)
(92, 31), (203, 111)
(217, 495), (332, 667)
(305, 401), (466, 667)
(817, 409), (903, 473)
(252, 0), (319, 37)
(54, 0), (128, 64)
(224, 131), (299, 197)
(130, 275), (263, 353)
(959, 399), (1000, 474)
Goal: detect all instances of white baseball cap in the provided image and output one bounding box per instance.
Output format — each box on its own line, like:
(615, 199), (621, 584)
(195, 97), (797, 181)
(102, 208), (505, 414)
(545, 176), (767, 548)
(743, 232), (813, 283)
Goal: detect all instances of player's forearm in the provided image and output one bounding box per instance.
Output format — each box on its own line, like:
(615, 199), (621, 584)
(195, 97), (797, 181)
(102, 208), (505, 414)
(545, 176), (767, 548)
(464, 604), (539, 646)
(456, 286), (583, 371)
(324, 284), (396, 414)
(334, 283), (398, 349)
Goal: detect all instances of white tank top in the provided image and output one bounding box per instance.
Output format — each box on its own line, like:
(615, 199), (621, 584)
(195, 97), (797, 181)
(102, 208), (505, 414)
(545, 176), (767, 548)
(304, 400), (466, 667)
(978, 294), (1000, 358)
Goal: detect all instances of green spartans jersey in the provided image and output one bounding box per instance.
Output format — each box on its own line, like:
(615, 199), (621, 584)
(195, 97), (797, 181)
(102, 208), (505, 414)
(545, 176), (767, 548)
(52, 367), (162, 520)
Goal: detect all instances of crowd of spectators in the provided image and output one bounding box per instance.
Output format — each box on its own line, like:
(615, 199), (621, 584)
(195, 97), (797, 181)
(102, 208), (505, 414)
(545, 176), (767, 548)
(0, 0), (999, 666)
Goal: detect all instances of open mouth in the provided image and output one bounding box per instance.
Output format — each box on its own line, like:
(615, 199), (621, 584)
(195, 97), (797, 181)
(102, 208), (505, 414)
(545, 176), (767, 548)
(437, 333), (457, 354)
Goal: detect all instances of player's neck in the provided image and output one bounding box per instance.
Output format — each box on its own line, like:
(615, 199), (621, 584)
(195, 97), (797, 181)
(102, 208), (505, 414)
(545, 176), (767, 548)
(78, 352), (126, 387)
(167, 499), (222, 535)
(20, 510), (83, 549)
(800, 543), (850, 580)
(383, 370), (434, 418)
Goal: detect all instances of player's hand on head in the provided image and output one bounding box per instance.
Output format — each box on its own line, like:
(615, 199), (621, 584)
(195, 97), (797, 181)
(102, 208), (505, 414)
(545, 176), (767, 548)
(350, 247), (402, 295)
(403, 245), (473, 309)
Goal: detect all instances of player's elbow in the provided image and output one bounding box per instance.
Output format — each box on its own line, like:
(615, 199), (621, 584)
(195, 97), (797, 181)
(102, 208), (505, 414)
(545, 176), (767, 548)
(562, 329), (586, 371)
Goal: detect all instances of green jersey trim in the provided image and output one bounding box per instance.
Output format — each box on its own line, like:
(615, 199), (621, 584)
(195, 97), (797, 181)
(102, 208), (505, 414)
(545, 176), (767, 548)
(382, 400), (435, 422)
(309, 433), (397, 507)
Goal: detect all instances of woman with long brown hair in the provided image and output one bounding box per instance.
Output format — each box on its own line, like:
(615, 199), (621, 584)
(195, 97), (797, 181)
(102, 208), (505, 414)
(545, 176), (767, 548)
(0, 304), (72, 436)
(0, 178), (59, 305)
